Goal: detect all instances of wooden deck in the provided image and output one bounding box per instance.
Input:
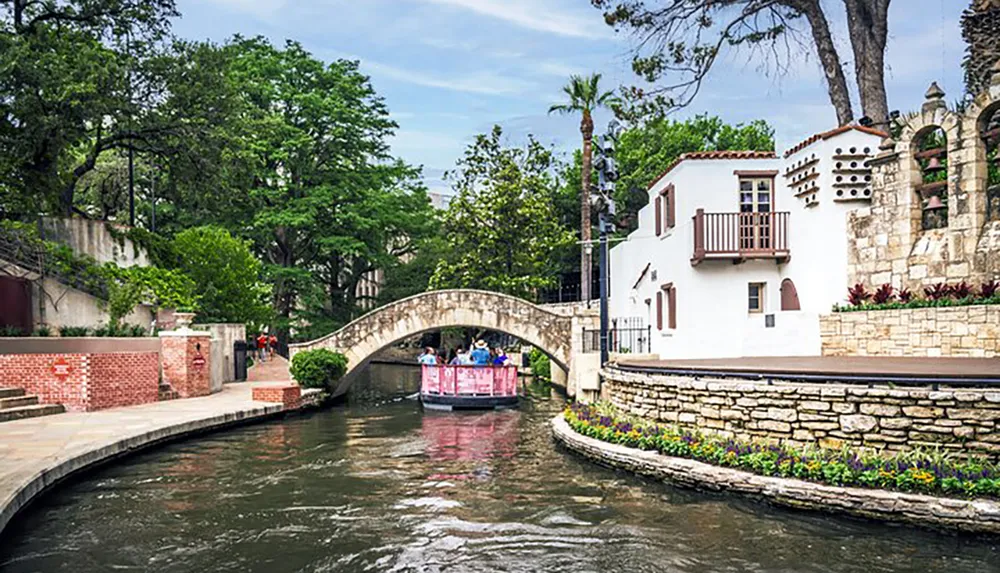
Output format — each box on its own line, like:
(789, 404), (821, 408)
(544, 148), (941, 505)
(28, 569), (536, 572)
(614, 356), (1000, 383)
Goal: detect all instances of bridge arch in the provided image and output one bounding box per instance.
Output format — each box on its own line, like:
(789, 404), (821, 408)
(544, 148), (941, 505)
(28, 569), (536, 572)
(288, 290), (575, 397)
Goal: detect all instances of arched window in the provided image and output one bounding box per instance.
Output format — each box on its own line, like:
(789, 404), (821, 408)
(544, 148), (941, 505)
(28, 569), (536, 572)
(981, 104), (1000, 222)
(914, 127), (949, 230)
(780, 278), (800, 311)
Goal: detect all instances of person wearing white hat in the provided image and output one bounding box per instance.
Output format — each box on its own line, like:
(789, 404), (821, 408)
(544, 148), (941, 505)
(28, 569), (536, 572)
(470, 340), (491, 366)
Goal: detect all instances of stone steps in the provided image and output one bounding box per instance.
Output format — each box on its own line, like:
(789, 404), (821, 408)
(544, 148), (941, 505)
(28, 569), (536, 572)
(158, 383), (179, 402)
(0, 395), (39, 409)
(0, 388), (26, 399)
(0, 404), (65, 423)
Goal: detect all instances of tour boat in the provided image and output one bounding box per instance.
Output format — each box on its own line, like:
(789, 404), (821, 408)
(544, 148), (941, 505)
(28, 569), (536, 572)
(420, 364), (519, 411)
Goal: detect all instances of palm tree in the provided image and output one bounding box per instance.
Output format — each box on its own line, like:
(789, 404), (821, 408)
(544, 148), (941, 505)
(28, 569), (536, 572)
(548, 73), (617, 302)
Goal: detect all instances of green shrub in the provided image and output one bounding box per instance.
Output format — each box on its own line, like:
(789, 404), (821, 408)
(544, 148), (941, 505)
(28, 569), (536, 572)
(33, 325), (51, 337)
(528, 347), (551, 382)
(59, 326), (90, 337)
(290, 349), (348, 389)
(0, 325), (27, 337)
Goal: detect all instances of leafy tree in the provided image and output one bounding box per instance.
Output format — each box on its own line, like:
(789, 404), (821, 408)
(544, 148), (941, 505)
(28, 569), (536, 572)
(548, 73), (618, 302)
(430, 126), (574, 299)
(171, 226), (271, 325)
(0, 0), (189, 216)
(224, 37), (435, 341)
(559, 114), (774, 235)
(592, 0), (891, 125)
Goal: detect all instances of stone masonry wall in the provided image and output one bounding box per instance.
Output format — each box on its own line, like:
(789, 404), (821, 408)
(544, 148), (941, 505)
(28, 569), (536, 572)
(604, 366), (1000, 458)
(820, 305), (1000, 357)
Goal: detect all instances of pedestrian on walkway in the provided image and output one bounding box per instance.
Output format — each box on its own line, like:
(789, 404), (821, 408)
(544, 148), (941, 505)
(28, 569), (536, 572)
(269, 334), (278, 360)
(256, 332), (268, 362)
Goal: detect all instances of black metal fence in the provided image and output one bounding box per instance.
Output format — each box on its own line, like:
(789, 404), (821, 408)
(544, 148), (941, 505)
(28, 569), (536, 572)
(583, 317), (651, 354)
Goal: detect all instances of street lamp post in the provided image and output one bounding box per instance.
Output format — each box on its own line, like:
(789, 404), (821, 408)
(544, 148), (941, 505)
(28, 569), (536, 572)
(593, 120), (621, 367)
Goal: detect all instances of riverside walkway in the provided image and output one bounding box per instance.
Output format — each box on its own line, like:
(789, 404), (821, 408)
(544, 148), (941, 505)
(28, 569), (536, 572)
(0, 380), (318, 538)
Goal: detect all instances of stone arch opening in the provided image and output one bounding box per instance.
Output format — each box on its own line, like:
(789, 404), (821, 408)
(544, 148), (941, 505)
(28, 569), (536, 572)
(912, 126), (949, 230)
(978, 101), (1000, 221)
(289, 290), (575, 397)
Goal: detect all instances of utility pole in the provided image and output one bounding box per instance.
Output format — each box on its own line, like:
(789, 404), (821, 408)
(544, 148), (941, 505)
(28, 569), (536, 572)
(593, 120), (621, 367)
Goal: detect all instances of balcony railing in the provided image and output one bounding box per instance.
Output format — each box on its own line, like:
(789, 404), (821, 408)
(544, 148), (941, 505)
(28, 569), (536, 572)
(691, 209), (790, 266)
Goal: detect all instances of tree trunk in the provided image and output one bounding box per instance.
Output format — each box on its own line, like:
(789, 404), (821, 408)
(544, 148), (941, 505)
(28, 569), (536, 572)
(580, 111), (594, 303)
(796, 0), (855, 125)
(843, 0), (891, 125)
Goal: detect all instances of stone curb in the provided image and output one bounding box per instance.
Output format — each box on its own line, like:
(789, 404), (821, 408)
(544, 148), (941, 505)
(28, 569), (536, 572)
(0, 403), (291, 537)
(551, 414), (1000, 535)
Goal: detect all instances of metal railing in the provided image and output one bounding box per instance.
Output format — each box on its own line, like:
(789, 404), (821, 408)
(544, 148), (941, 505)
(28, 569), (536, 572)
(421, 365), (519, 396)
(583, 317), (651, 354)
(691, 210), (790, 264)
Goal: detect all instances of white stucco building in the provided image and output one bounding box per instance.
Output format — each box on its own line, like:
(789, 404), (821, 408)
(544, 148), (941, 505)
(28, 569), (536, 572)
(609, 126), (885, 359)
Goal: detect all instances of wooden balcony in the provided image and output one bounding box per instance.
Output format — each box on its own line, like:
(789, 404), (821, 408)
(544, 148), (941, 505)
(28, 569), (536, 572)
(691, 209), (790, 266)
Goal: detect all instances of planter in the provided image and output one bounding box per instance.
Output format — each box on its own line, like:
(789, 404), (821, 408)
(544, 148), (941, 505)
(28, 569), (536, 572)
(173, 312), (197, 331)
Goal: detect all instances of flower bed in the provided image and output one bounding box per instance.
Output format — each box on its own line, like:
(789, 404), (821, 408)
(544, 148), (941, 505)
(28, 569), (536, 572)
(564, 402), (1000, 499)
(833, 280), (1000, 312)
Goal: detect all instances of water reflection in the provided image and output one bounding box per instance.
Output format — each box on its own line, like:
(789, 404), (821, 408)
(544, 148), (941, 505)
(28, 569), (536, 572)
(1, 363), (998, 573)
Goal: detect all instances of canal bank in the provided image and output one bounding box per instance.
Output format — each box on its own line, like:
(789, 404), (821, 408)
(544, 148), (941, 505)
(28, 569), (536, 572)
(0, 382), (322, 538)
(551, 414), (1000, 535)
(2, 363), (999, 572)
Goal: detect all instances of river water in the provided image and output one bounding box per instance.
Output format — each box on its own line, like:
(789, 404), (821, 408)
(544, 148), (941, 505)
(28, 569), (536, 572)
(1, 363), (998, 572)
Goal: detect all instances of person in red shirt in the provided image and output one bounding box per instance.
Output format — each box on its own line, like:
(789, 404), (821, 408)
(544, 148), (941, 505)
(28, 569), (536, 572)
(268, 334), (278, 360)
(256, 333), (268, 362)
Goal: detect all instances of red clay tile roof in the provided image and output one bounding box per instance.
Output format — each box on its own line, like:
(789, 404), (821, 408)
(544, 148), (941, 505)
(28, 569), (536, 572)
(783, 125), (888, 158)
(645, 150), (777, 191)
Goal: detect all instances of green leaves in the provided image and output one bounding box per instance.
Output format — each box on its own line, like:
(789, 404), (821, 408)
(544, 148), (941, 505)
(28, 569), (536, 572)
(430, 125), (574, 300)
(290, 349), (348, 389)
(171, 226), (271, 326)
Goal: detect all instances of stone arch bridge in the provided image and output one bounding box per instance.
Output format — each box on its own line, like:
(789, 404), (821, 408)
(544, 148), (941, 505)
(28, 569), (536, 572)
(288, 290), (599, 398)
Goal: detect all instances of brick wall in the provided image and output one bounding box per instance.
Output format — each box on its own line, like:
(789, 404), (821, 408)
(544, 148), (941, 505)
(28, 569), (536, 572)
(252, 384), (301, 408)
(820, 305), (1000, 357)
(160, 332), (211, 398)
(604, 366), (1000, 458)
(0, 351), (159, 412)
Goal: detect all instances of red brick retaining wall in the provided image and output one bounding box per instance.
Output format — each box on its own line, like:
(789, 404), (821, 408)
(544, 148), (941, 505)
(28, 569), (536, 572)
(252, 384), (301, 408)
(0, 351), (159, 412)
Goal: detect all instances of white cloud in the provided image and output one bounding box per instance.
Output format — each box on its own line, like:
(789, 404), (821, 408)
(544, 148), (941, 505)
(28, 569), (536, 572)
(413, 0), (610, 39)
(365, 60), (537, 96)
(202, 0), (285, 18)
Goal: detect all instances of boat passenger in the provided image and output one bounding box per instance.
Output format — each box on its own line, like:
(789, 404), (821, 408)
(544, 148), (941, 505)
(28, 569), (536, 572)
(418, 347), (437, 365)
(492, 349), (510, 366)
(470, 340), (491, 366)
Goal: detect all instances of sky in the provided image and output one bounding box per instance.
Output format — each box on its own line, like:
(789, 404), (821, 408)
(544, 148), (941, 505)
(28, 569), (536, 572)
(174, 0), (967, 196)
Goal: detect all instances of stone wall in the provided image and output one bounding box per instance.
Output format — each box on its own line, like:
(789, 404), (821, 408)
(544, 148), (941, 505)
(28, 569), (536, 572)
(820, 305), (1000, 357)
(552, 414), (1000, 535)
(846, 80), (1000, 292)
(603, 366), (1000, 458)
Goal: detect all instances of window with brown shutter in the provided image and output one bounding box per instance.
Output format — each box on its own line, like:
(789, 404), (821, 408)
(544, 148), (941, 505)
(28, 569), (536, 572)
(667, 285), (677, 329)
(662, 283), (676, 329)
(655, 196), (662, 236)
(656, 290), (663, 330)
(665, 184), (676, 229)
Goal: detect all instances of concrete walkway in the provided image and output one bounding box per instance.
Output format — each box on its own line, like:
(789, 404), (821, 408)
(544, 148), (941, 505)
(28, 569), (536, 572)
(0, 382), (317, 538)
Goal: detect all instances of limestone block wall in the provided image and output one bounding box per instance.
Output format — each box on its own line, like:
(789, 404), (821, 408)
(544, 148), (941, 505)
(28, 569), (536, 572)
(846, 81), (1000, 291)
(604, 366), (1000, 458)
(819, 306), (1000, 357)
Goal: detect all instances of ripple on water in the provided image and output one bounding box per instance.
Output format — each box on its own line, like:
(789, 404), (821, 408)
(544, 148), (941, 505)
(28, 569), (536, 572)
(2, 365), (999, 573)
